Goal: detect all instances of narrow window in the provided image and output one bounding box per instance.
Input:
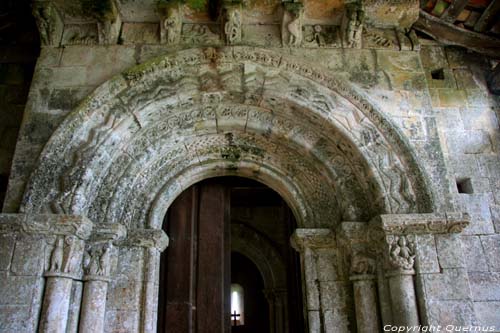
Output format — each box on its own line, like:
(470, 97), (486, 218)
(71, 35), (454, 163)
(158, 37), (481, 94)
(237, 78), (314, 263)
(231, 284), (244, 326)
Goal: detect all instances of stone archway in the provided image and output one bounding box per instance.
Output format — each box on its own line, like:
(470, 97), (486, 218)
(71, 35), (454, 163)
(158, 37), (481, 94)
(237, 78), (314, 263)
(13, 47), (441, 332)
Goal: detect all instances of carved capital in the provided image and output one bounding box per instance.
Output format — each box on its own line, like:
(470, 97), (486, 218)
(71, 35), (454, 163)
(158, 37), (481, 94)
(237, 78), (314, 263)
(384, 234), (416, 273)
(350, 253), (377, 276)
(291, 228), (335, 252)
(82, 241), (116, 280)
(45, 234), (86, 279)
(119, 229), (169, 251)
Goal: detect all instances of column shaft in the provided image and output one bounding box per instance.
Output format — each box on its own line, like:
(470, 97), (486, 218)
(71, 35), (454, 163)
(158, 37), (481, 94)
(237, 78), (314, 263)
(388, 273), (419, 327)
(79, 280), (109, 333)
(351, 276), (379, 333)
(39, 276), (73, 333)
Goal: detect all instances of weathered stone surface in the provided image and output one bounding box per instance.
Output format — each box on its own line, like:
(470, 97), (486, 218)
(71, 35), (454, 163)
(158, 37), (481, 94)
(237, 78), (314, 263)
(435, 234), (465, 269)
(421, 269), (471, 300)
(461, 235), (489, 272)
(469, 272), (500, 301)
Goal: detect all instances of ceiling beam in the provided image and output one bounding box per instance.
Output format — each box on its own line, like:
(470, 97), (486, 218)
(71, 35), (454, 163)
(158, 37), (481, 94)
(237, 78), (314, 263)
(414, 10), (500, 58)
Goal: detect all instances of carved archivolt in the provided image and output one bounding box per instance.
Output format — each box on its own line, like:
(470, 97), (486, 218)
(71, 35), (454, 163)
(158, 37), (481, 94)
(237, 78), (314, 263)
(21, 47), (434, 229)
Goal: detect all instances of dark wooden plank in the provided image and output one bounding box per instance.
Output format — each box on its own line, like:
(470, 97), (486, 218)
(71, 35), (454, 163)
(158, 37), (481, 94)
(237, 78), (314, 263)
(414, 10), (500, 59)
(440, 0), (470, 22)
(164, 186), (197, 333)
(196, 181), (228, 333)
(474, 0), (500, 32)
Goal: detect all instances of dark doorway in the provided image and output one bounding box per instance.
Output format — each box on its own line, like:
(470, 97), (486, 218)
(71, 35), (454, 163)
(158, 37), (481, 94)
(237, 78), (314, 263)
(157, 177), (305, 333)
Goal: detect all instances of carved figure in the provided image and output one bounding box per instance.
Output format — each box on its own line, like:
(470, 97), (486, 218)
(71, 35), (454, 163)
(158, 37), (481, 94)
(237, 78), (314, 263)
(350, 254), (376, 275)
(163, 7), (182, 45)
(84, 245), (100, 276)
(49, 237), (64, 272)
(343, 5), (364, 48)
(224, 8), (242, 45)
(388, 236), (415, 271)
(32, 2), (55, 46)
(98, 242), (113, 276)
(62, 236), (78, 273)
(287, 11), (302, 46)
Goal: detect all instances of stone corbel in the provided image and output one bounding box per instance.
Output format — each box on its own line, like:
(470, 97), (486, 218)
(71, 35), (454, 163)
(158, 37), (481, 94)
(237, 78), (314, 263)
(32, 1), (64, 47)
(93, 0), (122, 45)
(223, 4), (243, 45)
(281, 2), (304, 47)
(341, 2), (364, 49)
(160, 4), (183, 45)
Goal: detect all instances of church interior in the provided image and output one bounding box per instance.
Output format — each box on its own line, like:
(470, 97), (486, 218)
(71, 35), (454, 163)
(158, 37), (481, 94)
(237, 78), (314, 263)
(0, 0), (499, 332)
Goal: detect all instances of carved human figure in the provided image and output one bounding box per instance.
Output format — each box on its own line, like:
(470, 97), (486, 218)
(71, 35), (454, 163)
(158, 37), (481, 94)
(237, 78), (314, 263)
(313, 25), (325, 47)
(83, 246), (100, 276)
(389, 236), (415, 271)
(49, 237), (64, 272)
(224, 8), (242, 45)
(287, 10), (303, 47)
(62, 236), (79, 273)
(98, 242), (113, 276)
(344, 5), (364, 48)
(32, 3), (53, 46)
(164, 7), (182, 45)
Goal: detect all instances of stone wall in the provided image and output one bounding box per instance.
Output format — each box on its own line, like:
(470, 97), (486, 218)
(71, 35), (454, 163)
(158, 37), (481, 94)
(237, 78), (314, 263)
(422, 45), (500, 329)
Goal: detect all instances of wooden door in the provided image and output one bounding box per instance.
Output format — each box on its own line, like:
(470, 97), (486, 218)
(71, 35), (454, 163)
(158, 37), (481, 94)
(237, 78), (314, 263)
(157, 180), (231, 333)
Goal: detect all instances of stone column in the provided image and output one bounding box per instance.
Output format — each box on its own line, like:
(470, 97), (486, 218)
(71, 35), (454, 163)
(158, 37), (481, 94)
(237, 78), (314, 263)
(120, 228), (169, 333)
(382, 234), (420, 327)
(291, 229), (349, 333)
(264, 288), (288, 333)
(349, 254), (380, 333)
(79, 224), (126, 333)
(368, 213), (471, 328)
(37, 216), (94, 333)
(78, 242), (115, 333)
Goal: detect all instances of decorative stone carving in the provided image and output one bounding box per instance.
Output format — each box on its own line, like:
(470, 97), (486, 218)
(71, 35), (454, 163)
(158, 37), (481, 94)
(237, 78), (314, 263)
(350, 253), (376, 275)
(83, 242), (114, 279)
(32, 1), (63, 46)
(387, 235), (415, 271)
(61, 24), (98, 46)
(302, 25), (341, 48)
(282, 2), (304, 47)
(161, 5), (183, 45)
(224, 5), (242, 45)
(49, 236), (64, 272)
(342, 3), (364, 49)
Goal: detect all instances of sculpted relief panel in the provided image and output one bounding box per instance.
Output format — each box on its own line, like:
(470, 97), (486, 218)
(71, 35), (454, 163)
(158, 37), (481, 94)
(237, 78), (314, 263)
(21, 47), (433, 230)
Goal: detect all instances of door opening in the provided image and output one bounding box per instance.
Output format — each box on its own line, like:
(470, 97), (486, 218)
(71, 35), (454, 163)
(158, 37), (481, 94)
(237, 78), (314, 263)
(157, 177), (305, 333)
